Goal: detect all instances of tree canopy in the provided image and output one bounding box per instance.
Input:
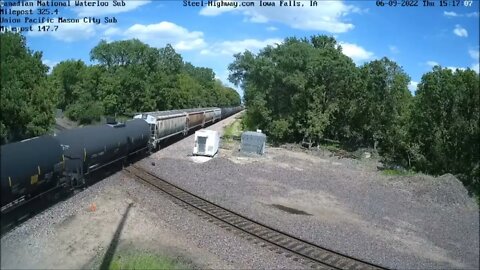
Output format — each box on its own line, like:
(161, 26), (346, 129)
(1, 33), (241, 142)
(0, 32), (55, 144)
(50, 38), (241, 121)
(229, 34), (479, 197)
(2, 32), (477, 198)
(408, 67), (479, 191)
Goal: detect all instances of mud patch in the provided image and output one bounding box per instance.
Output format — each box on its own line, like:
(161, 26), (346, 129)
(270, 204), (312, 216)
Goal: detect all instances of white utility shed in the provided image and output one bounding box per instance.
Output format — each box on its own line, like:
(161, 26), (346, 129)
(193, 130), (220, 157)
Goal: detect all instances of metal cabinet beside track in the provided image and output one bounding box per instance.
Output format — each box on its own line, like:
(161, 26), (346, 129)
(0, 136), (64, 209)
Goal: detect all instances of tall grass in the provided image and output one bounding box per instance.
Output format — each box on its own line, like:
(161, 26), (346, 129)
(223, 119), (243, 141)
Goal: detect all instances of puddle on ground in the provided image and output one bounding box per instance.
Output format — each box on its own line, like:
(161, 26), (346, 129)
(270, 204), (313, 216)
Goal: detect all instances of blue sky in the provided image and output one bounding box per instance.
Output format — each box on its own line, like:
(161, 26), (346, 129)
(2, 0), (479, 95)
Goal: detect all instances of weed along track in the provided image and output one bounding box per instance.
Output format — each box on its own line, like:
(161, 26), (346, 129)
(124, 165), (388, 270)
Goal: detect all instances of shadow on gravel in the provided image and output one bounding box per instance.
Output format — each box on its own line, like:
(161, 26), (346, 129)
(100, 202), (133, 270)
(270, 204), (312, 216)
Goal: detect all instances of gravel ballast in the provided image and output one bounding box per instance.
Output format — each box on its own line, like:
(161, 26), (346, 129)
(2, 113), (478, 269)
(139, 113), (479, 269)
(1, 113), (306, 269)
(1, 164), (306, 270)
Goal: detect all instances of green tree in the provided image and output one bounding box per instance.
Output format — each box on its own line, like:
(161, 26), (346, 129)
(184, 62), (215, 90)
(65, 66), (105, 124)
(90, 39), (160, 115)
(90, 39), (158, 70)
(228, 35), (358, 144)
(158, 44), (183, 74)
(0, 33), (55, 144)
(357, 58), (412, 161)
(50, 60), (88, 110)
(409, 67), (479, 194)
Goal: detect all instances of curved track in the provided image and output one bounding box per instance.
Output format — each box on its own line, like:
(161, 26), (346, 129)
(124, 164), (388, 270)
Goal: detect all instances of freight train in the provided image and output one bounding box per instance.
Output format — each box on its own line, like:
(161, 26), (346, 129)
(0, 106), (242, 214)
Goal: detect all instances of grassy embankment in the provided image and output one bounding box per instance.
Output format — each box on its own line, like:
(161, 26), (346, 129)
(223, 119), (243, 140)
(221, 116), (243, 150)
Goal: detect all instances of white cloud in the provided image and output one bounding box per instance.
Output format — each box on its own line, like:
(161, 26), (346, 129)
(425, 57), (478, 73)
(389, 45), (399, 54)
(266, 26), (278, 31)
(408, 81), (418, 94)
(466, 12), (479, 17)
(200, 0), (357, 33)
(443, 11), (459, 17)
(424, 49), (479, 73)
(453, 25), (468, 37)
(29, 20), (97, 42)
(446, 66), (466, 72)
(72, 0), (151, 16)
(103, 27), (121, 36)
(201, 38), (282, 56)
(443, 11), (479, 17)
(123, 21), (206, 51)
(468, 48), (479, 60)
(338, 42), (374, 62)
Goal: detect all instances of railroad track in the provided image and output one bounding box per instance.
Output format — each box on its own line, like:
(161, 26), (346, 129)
(124, 165), (388, 270)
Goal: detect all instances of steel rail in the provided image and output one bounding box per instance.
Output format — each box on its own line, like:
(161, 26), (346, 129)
(125, 164), (388, 270)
